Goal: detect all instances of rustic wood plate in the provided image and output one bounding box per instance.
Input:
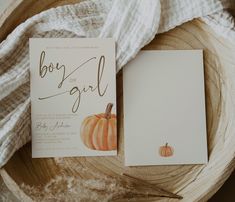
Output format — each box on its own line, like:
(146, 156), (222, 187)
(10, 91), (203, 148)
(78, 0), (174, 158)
(1, 1), (235, 201)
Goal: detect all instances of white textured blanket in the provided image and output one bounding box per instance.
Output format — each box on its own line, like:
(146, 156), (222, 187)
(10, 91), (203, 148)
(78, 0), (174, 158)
(0, 0), (235, 168)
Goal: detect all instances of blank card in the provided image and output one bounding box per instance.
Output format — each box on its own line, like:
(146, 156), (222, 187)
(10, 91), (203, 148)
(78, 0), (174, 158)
(123, 50), (208, 166)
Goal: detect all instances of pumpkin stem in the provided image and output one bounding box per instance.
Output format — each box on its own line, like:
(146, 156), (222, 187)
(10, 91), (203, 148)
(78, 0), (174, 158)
(165, 143), (168, 147)
(105, 103), (113, 119)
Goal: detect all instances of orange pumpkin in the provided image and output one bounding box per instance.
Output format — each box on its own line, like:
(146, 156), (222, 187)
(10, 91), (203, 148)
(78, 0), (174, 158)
(80, 103), (117, 151)
(159, 143), (174, 157)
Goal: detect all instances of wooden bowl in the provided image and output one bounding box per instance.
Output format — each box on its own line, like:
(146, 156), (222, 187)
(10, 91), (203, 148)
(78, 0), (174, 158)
(1, 1), (235, 201)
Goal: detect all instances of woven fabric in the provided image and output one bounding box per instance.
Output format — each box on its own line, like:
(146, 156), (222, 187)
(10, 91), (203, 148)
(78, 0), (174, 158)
(0, 0), (234, 168)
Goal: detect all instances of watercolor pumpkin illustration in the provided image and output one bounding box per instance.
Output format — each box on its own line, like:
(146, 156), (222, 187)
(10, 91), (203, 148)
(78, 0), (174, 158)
(159, 143), (174, 157)
(80, 103), (117, 151)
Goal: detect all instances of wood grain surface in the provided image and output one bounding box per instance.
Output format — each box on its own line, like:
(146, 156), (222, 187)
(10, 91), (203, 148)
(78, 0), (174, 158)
(0, 1), (235, 202)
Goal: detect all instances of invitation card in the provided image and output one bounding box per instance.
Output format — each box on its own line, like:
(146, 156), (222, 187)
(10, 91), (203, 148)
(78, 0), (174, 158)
(123, 50), (208, 166)
(30, 38), (116, 158)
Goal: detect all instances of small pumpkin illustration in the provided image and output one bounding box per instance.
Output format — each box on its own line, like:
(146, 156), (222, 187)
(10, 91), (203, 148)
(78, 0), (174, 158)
(80, 103), (117, 151)
(159, 143), (174, 157)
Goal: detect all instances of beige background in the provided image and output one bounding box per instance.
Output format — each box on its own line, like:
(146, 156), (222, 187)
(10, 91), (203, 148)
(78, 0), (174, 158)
(0, 0), (234, 201)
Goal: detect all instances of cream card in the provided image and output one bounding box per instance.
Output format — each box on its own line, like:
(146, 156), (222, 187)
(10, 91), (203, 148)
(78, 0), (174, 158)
(123, 50), (207, 166)
(30, 38), (117, 158)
